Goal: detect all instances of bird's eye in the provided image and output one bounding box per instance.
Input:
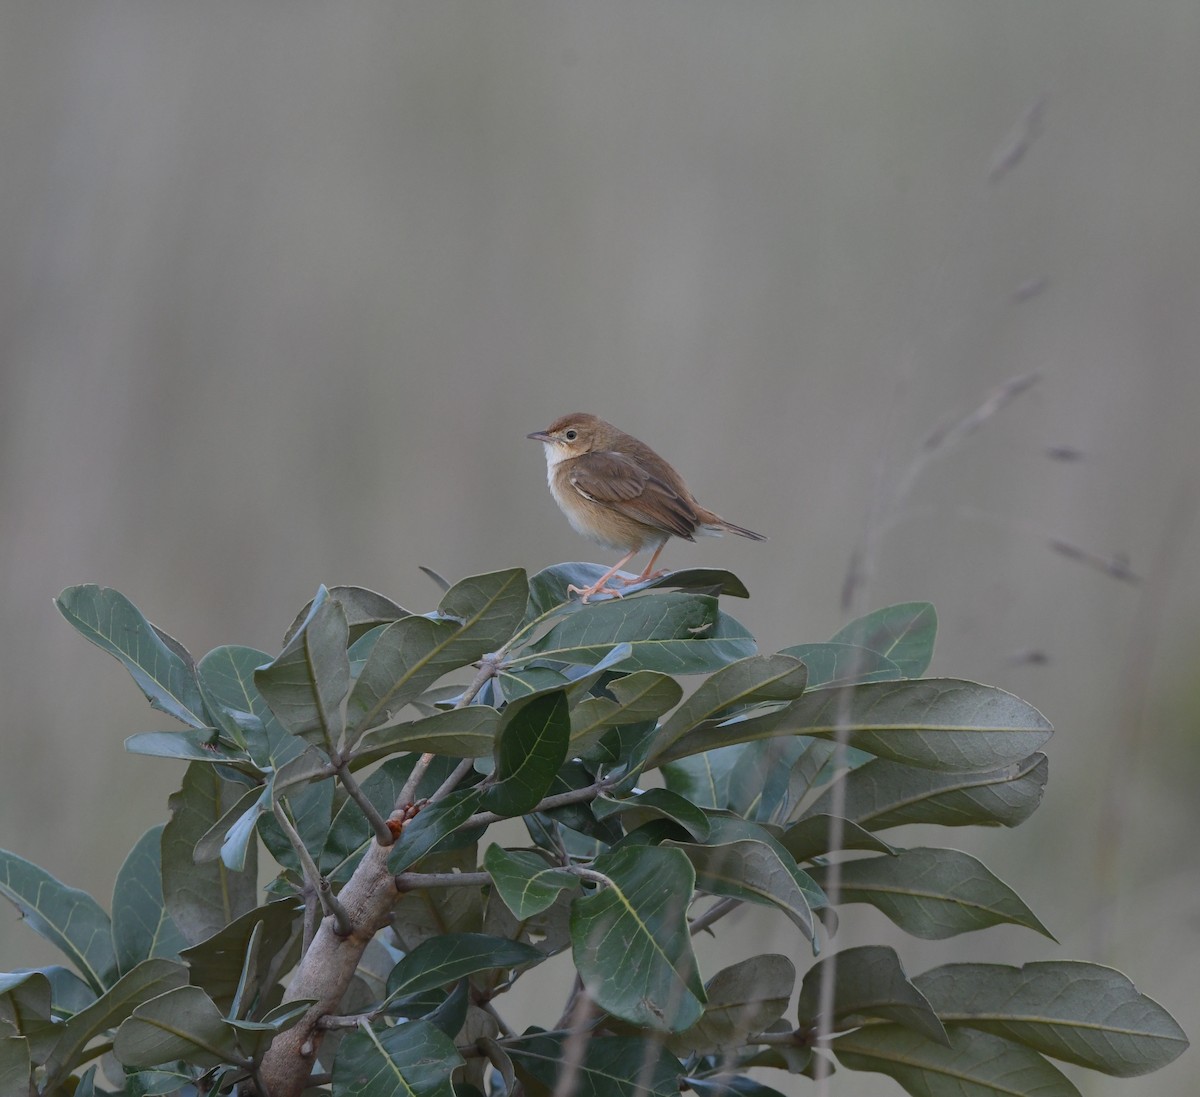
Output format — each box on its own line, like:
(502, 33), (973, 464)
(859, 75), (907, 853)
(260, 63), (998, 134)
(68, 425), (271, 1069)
(564, 429), (578, 441)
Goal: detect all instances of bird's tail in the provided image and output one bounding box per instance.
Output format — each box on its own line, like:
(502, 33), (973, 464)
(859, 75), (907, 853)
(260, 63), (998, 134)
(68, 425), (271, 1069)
(697, 512), (767, 541)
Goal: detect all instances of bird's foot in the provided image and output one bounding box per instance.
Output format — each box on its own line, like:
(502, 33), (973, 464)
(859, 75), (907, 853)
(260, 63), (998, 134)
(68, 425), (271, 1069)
(568, 582), (626, 604)
(613, 568), (670, 588)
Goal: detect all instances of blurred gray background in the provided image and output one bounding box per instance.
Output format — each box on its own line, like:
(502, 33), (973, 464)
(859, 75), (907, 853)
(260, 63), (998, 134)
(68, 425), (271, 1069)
(2, 3), (1197, 1093)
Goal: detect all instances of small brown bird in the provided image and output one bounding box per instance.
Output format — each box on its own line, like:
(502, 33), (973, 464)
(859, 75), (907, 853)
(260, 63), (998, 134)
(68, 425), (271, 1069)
(527, 412), (765, 602)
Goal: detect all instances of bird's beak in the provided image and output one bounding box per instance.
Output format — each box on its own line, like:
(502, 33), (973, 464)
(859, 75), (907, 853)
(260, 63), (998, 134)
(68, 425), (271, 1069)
(527, 430), (552, 442)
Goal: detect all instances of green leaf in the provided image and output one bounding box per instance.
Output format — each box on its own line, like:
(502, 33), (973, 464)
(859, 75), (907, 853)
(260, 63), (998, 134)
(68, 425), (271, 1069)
(332, 1019), (462, 1097)
(570, 846), (705, 1031)
(179, 899), (303, 1014)
(667, 955), (795, 1056)
(346, 568), (528, 736)
(55, 585), (208, 729)
(797, 945), (947, 1045)
(384, 933), (544, 1000)
(197, 645), (304, 769)
(113, 985), (242, 1069)
(658, 679), (1052, 771)
(521, 593), (756, 674)
(483, 845), (577, 919)
(161, 763), (258, 945)
(111, 825), (187, 975)
(123, 730), (249, 765)
(254, 588), (350, 749)
(810, 847), (1054, 940)
(508, 1032), (682, 1096)
(389, 789), (483, 874)
(482, 691), (571, 817)
(570, 671), (683, 754)
(914, 960), (1189, 1077)
(0, 850), (116, 995)
(594, 788), (712, 841)
(0, 1037), (31, 1095)
(661, 745), (745, 810)
(283, 585), (410, 646)
(651, 654), (809, 762)
(0, 971), (57, 1066)
(193, 784), (268, 871)
(804, 753), (1049, 831)
(777, 815), (896, 863)
(353, 705), (502, 764)
(778, 642), (903, 687)
(830, 602), (938, 678)
(44, 959), (188, 1084)
(664, 816), (824, 940)
(832, 1024), (1080, 1097)
(641, 567), (751, 598)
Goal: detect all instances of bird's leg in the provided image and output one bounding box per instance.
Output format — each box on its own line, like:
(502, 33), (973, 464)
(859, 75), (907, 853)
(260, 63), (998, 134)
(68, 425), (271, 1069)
(613, 542), (669, 587)
(568, 549), (639, 603)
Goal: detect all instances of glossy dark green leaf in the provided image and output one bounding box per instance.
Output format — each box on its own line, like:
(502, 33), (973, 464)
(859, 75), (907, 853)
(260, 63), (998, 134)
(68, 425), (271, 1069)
(44, 959), (188, 1083)
(777, 815), (896, 864)
(0, 850), (116, 995)
(197, 645), (304, 769)
(121, 1067), (195, 1095)
(830, 602), (938, 678)
(282, 585), (410, 646)
(570, 670), (683, 753)
(385, 933), (544, 1000)
(810, 847), (1054, 940)
(652, 654), (808, 762)
(571, 846), (704, 1031)
(665, 817), (824, 940)
(778, 642), (903, 687)
(483, 845), (577, 919)
(55, 585), (208, 729)
(914, 961), (1189, 1077)
(389, 789), (483, 874)
(804, 753), (1049, 831)
(332, 1019), (462, 1097)
(354, 705), (501, 764)
(111, 825), (187, 975)
(521, 593), (756, 674)
(667, 955), (795, 1056)
(593, 788), (711, 841)
(482, 692), (571, 817)
(797, 945), (946, 1045)
(113, 985), (241, 1069)
(658, 679), (1052, 771)
(346, 568), (528, 736)
(179, 899), (303, 1013)
(161, 763), (258, 945)
(254, 588), (350, 749)
(832, 1023), (1079, 1097)
(508, 1032), (682, 1096)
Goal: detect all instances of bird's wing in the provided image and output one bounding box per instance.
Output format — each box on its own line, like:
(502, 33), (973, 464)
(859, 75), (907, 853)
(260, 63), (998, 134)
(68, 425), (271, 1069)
(566, 451), (699, 540)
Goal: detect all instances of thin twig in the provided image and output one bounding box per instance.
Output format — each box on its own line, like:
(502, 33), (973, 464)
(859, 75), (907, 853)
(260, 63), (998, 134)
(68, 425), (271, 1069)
(270, 798), (353, 937)
(430, 756), (478, 803)
(688, 897), (739, 936)
(394, 870), (491, 892)
(334, 760), (394, 845)
(395, 654), (502, 811)
(465, 779), (615, 831)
